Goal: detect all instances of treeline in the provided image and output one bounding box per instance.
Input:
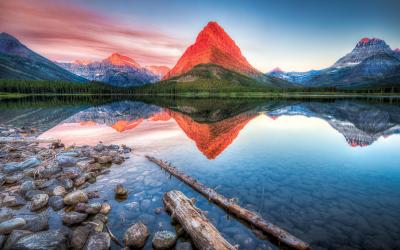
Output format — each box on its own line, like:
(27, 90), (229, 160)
(0, 79), (137, 94)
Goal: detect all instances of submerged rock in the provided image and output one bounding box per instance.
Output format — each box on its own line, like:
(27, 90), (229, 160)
(63, 190), (88, 205)
(176, 242), (193, 250)
(62, 211), (87, 225)
(115, 184), (128, 197)
(30, 194), (49, 211)
(152, 231), (177, 250)
(83, 232), (110, 250)
(13, 229), (68, 250)
(124, 223), (149, 248)
(0, 218), (26, 234)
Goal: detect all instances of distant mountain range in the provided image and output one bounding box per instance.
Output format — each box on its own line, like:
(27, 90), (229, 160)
(58, 53), (170, 87)
(268, 38), (400, 88)
(0, 32), (85, 82)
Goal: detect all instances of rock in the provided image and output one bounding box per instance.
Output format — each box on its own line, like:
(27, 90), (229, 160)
(124, 223), (149, 248)
(51, 186), (66, 196)
(83, 232), (110, 250)
(70, 225), (91, 250)
(112, 156), (124, 164)
(63, 190), (88, 205)
(0, 193), (26, 207)
(24, 190), (46, 201)
(0, 207), (14, 223)
(60, 178), (73, 190)
(49, 196), (65, 211)
(74, 175), (86, 187)
(0, 235), (6, 249)
(86, 191), (99, 199)
(86, 202), (102, 214)
(37, 166), (62, 178)
(62, 166), (81, 179)
(115, 184), (128, 197)
(13, 229), (68, 250)
(30, 194), (49, 211)
(97, 155), (112, 164)
(5, 173), (24, 184)
(154, 207), (163, 214)
(56, 155), (77, 168)
(62, 211), (87, 225)
(3, 157), (41, 173)
(152, 231), (177, 250)
(37, 179), (59, 189)
(60, 151), (80, 157)
(0, 173), (5, 186)
(176, 242), (193, 250)
(21, 181), (36, 193)
(0, 218), (26, 234)
(20, 213), (49, 232)
(94, 143), (105, 152)
(100, 202), (111, 215)
(3, 230), (32, 250)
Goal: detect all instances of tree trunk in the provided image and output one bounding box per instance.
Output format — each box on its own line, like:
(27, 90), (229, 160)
(147, 155), (310, 250)
(164, 190), (236, 250)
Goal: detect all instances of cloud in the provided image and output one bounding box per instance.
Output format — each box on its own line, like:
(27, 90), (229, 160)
(0, 0), (185, 66)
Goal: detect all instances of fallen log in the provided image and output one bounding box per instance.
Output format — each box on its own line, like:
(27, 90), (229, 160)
(146, 155), (310, 250)
(0, 137), (60, 144)
(164, 190), (236, 250)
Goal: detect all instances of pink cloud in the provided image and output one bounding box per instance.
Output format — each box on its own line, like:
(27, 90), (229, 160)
(0, 0), (185, 66)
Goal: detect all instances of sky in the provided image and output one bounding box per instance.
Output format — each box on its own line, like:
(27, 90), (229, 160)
(1, 0), (399, 72)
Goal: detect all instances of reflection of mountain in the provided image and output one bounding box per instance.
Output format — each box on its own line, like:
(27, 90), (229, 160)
(168, 110), (256, 159)
(265, 101), (400, 147)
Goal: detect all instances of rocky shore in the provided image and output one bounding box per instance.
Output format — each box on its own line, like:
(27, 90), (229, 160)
(0, 125), (180, 249)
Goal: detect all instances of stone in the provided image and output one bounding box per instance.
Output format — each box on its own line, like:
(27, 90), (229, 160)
(86, 202), (102, 214)
(56, 155), (77, 168)
(49, 196), (64, 211)
(94, 143), (105, 152)
(86, 190), (99, 199)
(0, 173), (5, 186)
(5, 173), (24, 184)
(70, 225), (91, 250)
(62, 211), (87, 225)
(20, 213), (49, 232)
(60, 178), (74, 190)
(0, 207), (14, 223)
(83, 232), (110, 250)
(62, 166), (81, 179)
(124, 223), (149, 248)
(24, 190), (46, 201)
(3, 230), (32, 250)
(20, 181), (36, 193)
(97, 155), (112, 164)
(74, 175), (86, 187)
(60, 151), (80, 157)
(176, 242), (193, 250)
(13, 229), (68, 250)
(112, 156), (124, 164)
(37, 166), (62, 178)
(152, 231), (177, 250)
(30, 194), (49, 211)
(51, 186), (66, 196)
(3, 157), (41, 173)
(100, 202), (111, 215)
(0, 193), (26, 207)
(0, 218), (26, 234)
(115, 184), (128, 197)
(63, 190), (88, 205)
(154, 207), (163, 214)
(0, 235), (6, 249)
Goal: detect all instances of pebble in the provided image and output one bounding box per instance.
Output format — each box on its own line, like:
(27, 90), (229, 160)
(63, 190), (88, 205)
(152, 230), (177, 250)
(62, 211), (87, 225)
(30, 194), (49, 211)
(124, 223), (149, 248)
(0, 218), (26, 234)
(51, 185), (66, 196)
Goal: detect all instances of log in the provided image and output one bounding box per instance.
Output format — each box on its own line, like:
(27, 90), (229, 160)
(146, 155), (310, 250)
(0, 137), (60, 144)
(164, 190), (236, 250)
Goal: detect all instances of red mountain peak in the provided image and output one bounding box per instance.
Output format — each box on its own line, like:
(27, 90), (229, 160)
(163, 21), (260, 79)
(270, 67), (283, 73)
(106, 53), (140, 68)
(395, 48), (400, 53)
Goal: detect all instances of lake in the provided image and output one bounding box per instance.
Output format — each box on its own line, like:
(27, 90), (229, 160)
(1, 96), (400, 249)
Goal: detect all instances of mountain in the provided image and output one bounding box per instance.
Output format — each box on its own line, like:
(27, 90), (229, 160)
(145, 65), (170, 78)
(163, 21), (262, 80)
(0, 32), (85, 82)
(58, 53), (160, 87)
(267, 38), (400, 88)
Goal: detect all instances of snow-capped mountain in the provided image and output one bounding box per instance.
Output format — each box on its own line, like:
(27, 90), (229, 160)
(58, 53), (162, 87)
(267, 38), (400, 88)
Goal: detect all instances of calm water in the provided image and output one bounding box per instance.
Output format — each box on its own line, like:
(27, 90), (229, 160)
(1, 97), (400, 249)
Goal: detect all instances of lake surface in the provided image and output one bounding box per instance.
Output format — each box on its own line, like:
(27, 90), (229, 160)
(1, 96), (400, 249)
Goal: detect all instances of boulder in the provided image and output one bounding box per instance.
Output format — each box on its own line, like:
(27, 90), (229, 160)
(83, 232), (110, 250)
(51, 186), (66, 196)
(124, 223), (149, 248)
(0, 218), (26, 234)
(48, 196), (65, 211)
(20, 212), (49, 232)
(70, 225), (92, 250)
(152, 231), (177, 250)
(5, 173), (24, 184)
(3, 229), (32, 250)
(63, 190), (88, 205)
(20, 181), (36, 193)
(0, 193), (26, 207)
(13, 229), (68, 250)
(30, 194), (49, 211)
(60, 178), (74, 190)
(24, 190), (46, 201)
(62, 212), (87, 225)
(56, 155), (77, 168)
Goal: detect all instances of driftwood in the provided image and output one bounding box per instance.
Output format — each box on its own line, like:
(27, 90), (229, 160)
(164, 190), (236, 250)
(146, 155), (310, 250)
(0, 137), (60, 144)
